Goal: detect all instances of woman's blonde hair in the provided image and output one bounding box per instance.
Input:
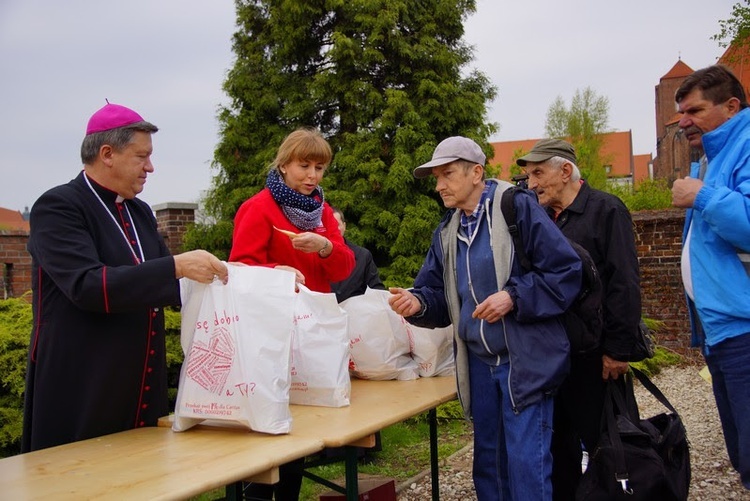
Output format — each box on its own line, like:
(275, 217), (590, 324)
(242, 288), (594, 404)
(271, 128), (332, 172)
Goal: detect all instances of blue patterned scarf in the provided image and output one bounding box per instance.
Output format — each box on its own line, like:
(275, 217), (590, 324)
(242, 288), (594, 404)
(266, 169), (324, 231)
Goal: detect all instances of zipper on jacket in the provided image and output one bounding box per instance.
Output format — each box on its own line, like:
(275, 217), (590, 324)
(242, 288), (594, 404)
(484, 198), (493, 251)
(501, 316), (519, 413)
(464, 240), (492, 357)
(459, 214), (496, 361)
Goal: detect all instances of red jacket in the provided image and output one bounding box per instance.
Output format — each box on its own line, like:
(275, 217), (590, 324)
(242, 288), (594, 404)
(229, 188), (354, 292)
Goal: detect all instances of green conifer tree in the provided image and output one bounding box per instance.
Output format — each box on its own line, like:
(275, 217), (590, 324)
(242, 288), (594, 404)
(188, 0), (496, 285)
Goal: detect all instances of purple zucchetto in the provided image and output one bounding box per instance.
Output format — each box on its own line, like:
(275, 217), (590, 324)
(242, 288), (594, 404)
(85, 102), (144, 135)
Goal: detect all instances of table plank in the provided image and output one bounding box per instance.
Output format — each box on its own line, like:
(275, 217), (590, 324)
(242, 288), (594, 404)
(291, 376), (457, 447)
(0, 426), (322, 500)
(0, 376), (457, 500)
(160, 376), (457, 448)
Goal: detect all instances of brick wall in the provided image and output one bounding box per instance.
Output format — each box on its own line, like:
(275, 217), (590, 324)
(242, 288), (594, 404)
(0, 231), (32, 300)
(631, 209), (697, 359)
(0, 203), (197, 300)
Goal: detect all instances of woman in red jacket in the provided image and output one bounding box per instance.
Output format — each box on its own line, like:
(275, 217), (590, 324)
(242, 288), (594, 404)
(229, 127), (354, 292)
(229, 127), (354, 500)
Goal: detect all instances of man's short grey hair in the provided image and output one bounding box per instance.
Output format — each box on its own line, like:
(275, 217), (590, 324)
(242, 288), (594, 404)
(548, 156), (581, 182)
(80, 121), (158, 164)
(454, 159), (487, 180)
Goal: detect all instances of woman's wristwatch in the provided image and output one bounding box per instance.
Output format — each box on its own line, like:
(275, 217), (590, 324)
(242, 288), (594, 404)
(318, 238), (331, 257)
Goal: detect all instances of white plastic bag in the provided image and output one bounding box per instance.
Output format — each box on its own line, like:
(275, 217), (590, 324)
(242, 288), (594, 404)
(173, 264), (296, 434)
(406, 324), (455, 377)
(340, 287), (419, 381)
(290, 285), (350, 407)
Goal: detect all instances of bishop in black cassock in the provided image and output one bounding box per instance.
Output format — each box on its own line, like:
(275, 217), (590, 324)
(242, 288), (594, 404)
(22, 102), (227, 452)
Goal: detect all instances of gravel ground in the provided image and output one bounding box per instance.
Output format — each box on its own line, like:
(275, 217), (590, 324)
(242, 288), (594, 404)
(396, 365), (750, 500)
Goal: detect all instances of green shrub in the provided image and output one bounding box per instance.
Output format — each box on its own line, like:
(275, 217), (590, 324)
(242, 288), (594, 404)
(0, 298), (185, 458)
(0, 296), (32, 456)
(165, 307), (185, 409)
(630, 317), (683, 377)
(630, 346), (682, 377)
(606, 178), (673, 211)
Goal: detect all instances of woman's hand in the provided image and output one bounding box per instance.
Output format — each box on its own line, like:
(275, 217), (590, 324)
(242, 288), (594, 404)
(291, 233), (331, 257)
(275, 265), (305, 286)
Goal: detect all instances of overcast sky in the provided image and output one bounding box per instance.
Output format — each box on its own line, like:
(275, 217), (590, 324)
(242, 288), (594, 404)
(0, 0), (732, 214)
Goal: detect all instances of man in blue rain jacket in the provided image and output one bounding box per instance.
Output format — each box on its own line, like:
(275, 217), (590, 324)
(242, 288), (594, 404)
(389, 136), (582, 500)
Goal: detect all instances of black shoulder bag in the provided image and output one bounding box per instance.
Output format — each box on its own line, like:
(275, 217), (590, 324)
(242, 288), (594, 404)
(575, 367), (691, 500)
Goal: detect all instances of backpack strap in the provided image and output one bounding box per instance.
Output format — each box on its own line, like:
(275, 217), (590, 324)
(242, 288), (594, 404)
(500, 187), (532, 271)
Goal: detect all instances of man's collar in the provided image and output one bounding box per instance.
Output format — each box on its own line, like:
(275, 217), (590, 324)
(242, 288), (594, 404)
(467, 182), (492, 215)
(82, 171), (121, 203)
(548, 181), (589, 218)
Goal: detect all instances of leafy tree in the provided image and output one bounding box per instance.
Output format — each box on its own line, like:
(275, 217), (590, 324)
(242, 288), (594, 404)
(714, 0), (750, 49)
(544, 87), (611, 189)
(186, 0), (497, 286)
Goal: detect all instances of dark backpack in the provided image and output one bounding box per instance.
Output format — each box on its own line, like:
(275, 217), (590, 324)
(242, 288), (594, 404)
(501, 187), (603, 355)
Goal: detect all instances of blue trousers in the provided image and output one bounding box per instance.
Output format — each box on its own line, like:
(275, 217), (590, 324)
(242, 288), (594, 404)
(468, 350), (554, 500)
(704, 332), (750, 490)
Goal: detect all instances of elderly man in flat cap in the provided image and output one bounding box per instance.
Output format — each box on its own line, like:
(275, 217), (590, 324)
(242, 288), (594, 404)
(518, 138), (642, 500)
(389, 136), (582, 500)
(22, 102), (228, 452)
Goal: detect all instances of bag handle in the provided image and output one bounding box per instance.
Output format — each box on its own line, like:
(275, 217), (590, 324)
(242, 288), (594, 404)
(630, 367), (679, 415)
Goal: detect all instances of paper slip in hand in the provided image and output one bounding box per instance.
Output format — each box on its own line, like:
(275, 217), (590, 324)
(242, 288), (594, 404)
(273, 226), (299, 239)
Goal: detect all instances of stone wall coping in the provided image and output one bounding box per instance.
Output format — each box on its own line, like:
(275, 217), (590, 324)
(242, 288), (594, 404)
(152, 202), (199, 211)
(631, 208), (685, 222)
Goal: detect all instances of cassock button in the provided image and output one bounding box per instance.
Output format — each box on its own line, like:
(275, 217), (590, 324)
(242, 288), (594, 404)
(147, 367), (153, 373)
(142, 404), (148, 409)
(145, 386), (151, 391)
(150, 349), (155, 355)
(130, 240), (136, 245)
(151, 331), (156, 336)
(139, 421), (145, 427)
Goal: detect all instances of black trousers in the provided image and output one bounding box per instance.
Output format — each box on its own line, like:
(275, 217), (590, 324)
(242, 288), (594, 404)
(551, 352), (618, 501)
